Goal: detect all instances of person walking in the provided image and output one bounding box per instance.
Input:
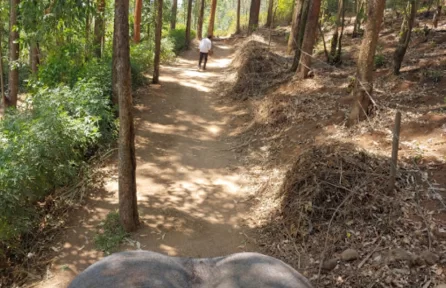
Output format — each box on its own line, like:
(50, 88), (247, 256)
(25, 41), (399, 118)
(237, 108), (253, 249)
(198, 35), (212, 70)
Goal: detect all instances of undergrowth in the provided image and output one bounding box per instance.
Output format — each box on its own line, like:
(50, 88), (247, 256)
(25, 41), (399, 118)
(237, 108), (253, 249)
(94, 212), (128, 255)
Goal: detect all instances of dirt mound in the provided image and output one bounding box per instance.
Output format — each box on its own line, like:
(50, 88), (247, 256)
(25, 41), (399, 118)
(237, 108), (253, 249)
(258, 142), (446, 287)
(229, 40), (291, 99)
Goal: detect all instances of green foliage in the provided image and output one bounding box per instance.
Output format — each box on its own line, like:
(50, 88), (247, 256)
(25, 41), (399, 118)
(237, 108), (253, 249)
(168, 25), (197, 54)
(0, 79), (116, 242)
(374, 53), (386, 68)
(423, 69), (443, 83)
(94, 211), (128, 254)
(38, 43), (85, 87)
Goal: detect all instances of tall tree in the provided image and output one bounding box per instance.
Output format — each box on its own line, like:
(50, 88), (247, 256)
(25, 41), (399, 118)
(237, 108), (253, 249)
(208, 0), (217, 36)
(288, 0), (309, 57)
(393, 0), (417, 75)
(153, 0), (163, 84)
(171, 0), (177, 29)
(30, 43), (39, 74)
(236, 0), (241, 34)
(352, 0), (364, 38)
(185, 0), (193, 48)
(0, 13), (5, 107)
(7, 0), (20, 108)
(134, 0), (143, 43)
(433, 0), (442, 28)
(265, 0), (274, 27)
(329, 0), (346, 64)
(94, 0), (106, 58)
(197, 0), (205, 39)
(297, 0), (322, 78)
(113, 0), (140, 232)
(248, 0), (261, 33)
(349, 0), (386, 125)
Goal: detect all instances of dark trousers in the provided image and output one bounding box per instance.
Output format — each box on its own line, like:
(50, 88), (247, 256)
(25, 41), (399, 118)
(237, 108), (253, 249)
(199, 52), (208, 69)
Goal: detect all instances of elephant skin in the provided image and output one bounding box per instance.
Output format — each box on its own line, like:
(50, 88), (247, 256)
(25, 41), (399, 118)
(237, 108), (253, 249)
(68, 251), (314, 288)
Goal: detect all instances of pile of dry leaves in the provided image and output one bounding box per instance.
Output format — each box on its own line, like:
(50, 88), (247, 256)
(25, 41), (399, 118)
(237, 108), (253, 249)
(257, 142), (446, 287)
(229, 40), (291, 99)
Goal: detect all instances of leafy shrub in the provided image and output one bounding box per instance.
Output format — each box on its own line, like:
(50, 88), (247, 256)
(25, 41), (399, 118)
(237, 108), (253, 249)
(0, 79), (115, 242)
(374, 53), (386, 68)
(168, 25), (196, 54)
(130, 41), (154, 87)
(38, 43), (84, 87)
(94, 212), (128, 254)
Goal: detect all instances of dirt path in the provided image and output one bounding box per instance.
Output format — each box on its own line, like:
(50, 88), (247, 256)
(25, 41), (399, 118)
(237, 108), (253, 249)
(32, 41), (258, 288)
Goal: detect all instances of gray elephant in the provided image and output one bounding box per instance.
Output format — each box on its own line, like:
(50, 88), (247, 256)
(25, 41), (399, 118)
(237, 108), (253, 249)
(68, 251), (314, 288)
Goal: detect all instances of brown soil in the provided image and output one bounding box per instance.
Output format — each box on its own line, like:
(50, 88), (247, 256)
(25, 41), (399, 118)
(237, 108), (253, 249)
(30, 41), (259, 288)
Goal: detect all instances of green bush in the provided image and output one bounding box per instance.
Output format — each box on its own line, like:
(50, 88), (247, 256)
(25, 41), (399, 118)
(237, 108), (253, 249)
(374, 54), (386, 68)
(94, 211), (128, 254)
(0, 79), (116, 242)
(38, 43), (84, 87)
(168, 25), (196, 54)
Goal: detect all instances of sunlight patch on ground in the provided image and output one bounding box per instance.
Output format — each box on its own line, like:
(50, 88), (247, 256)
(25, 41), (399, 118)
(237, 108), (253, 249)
(207, 125), (221, 135)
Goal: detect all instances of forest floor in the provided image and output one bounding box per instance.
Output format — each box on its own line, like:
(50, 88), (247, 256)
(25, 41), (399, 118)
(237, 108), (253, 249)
(29, 40), (261, 288)
(26, 14), (446, 288)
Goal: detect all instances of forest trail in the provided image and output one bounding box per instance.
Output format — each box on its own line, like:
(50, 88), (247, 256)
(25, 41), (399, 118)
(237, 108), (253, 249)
(33, 41), (259, 288)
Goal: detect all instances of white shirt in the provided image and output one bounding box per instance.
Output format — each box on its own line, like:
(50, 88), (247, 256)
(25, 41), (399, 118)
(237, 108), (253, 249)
(199, 38), (212, 53)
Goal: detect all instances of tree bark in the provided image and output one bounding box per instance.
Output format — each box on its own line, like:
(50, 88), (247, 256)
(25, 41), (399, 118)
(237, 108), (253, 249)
(348, 0), (386, 125)
(153, 0), (163, 84)
(171, 0), (177, 29)
(290, 0), (310, 71)
(185, 0), (193, 49)
(265, 0), (274, 27)
(197, 0), (205, 39)
(30, 42), (39, 74)
(86, 0), (91, 58)
(393, 0), (417, 75)
(134, 0), (143, 43)
(208, 0), (217, 36)
(113, 0), (140, 232)
(236, 0), (241, 34)
(433, 0), (442, 28)
(94, 0), (106, 58)
(0, 18), (4, 108)
(352, 0), (364, 38)
(297, 0), (322, 78)
(288, 0), (306, 54)
(329, 0), (345, 64)
(248, 0), (261, 34)
(7, 0), (20, 109)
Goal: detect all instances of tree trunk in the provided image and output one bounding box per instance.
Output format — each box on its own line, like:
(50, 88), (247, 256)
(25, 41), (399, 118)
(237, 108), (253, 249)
(329, 0), (345, 64)
(352, 0), (364, 38)
(113, 0), (140, 232)
(0, 19), (4, 108)
(288, 0), (304, 54)
(208, 0), (217, 36)
(393, 0), (417, 75)
(348, 0), (386, 125)
(153, 0), (163, 84)
(30, 42), (39, 74)
(7, 0), (20, 109)
(86, 0), (91, 59)
(297, 0), (322, 78)
(94, 0), (106, 58)
(248, 0), (261, 34)
(134, 0), (143, 43)
(265, 0), (274, 27)
(433, 0), (442, 28)
(171, 0), (177, 29)
(290, 0), (310, 71)
(197, 0), (205, 39)
(236, 0), (241, 34)
(185, 0), (193, 49)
